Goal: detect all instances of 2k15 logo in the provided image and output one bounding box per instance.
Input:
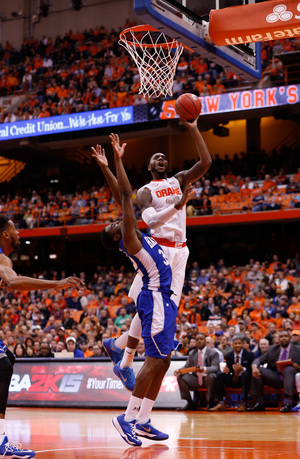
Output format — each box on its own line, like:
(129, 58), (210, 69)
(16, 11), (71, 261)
(10, 373), (84, 393)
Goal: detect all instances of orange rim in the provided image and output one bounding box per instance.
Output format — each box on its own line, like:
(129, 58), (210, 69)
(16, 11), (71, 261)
(119, 24), (182, 50)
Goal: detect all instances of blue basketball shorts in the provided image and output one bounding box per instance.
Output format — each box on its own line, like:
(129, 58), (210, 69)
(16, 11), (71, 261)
(136, 289), (177, 359)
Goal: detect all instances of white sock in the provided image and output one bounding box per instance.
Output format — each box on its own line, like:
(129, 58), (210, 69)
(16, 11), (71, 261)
(115, 331), (129, 350)
(124, 396), (142, 422)
(0, 419), (5, 442)
(137, 398), (155, 425)
(128, 314), (143, 340)
(114, 315), (142, 349)
(120, 347), (135, 369)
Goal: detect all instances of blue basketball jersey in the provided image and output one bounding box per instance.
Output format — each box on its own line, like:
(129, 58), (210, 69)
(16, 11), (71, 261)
(0, 340), (7, 357)
(119, 233), (172, 293)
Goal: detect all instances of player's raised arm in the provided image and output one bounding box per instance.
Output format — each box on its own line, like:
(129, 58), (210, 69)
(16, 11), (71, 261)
(175, 115), (212, 188)
(110, 133), (142, 255)
(91, 143), (122, 206)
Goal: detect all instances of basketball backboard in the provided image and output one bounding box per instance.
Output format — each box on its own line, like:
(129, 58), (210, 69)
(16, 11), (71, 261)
(134, 0), (261, 81)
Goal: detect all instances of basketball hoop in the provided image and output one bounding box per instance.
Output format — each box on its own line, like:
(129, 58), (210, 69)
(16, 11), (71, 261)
(119, 24), (184, 99)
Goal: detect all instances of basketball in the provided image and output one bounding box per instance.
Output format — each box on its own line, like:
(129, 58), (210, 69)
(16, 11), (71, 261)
(175, 93), (202, 121)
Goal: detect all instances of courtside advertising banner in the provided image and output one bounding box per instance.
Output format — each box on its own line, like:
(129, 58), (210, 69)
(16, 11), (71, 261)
(8, 359), (186, 409)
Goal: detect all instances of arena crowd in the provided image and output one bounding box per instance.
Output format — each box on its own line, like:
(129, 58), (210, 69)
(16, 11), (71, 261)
(0, 21), (298, 123)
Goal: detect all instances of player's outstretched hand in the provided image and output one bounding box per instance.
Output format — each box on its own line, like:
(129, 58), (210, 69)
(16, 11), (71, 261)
(179, 115), (199, 130)
(57, 277), (85, 290)
(175, 183), (195, 210)
(91, 144), (108, 168)
(110, 133), (127, 159)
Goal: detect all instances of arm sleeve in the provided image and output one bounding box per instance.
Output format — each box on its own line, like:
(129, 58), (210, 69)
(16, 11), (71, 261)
(142, 205), (179, 229)
(5, 349), (15, 366)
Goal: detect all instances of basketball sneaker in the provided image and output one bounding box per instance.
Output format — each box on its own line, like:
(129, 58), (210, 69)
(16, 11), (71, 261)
(135, 419), (169, 441)
(112, 414), (142, 447)
(292, 402), (300, 412)
(102, 337), (124, 364)
(0, 436), (35, 458)
(113, 361), (135, 392)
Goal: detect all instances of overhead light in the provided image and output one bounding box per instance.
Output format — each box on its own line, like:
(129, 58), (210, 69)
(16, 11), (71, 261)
(25, 241), (31, 245)
(34, 255), (38, 260)
(49, 254), (57, 259)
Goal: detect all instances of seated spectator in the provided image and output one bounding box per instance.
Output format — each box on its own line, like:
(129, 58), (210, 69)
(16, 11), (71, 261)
(14, 343), (26, 358)
(91, 343), (103, 357)
(206, 336), (224, 363)
(218, 335), (232, 357)
(66, 336), (84, 357)
(175, 333), (220, 410)
(250, 330), (300, 412)
(37, 342), (54, 357)
(62, 310), (77, 329)
(209, 335), (254, 412)
(253, 338), (270, 359)
(251, 189), (265, 212)
(291, 330), (300, 346)
(25, 346), (35, 357)
(114, 307), (132, 329)
(55, 341), (65, 353)
(135, 340), (145, 357)
(80, 340), (93, 357)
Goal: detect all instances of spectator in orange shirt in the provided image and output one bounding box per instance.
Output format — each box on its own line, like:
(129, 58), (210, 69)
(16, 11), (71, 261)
(294, 167), (300, 183)
(287, 296), (300, 315)
(257, 309), (274, 330)
(177, 56), (189, 75)
(195, 57), (208, 76)
(80, 340), (93, 358)
(200, 80), (212, 96)
(57, 84), (69, 99)
(194, 75), (205, 95)
(250, 322), (264, 342)
(212, 78), (226, 94)
(38, 106), (51, 118)
(261, 174), (277, 193)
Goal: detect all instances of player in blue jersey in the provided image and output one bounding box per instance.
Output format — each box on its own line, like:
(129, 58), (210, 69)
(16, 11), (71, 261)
(0, 214), (84, 458)
(97, 133), (194, 446)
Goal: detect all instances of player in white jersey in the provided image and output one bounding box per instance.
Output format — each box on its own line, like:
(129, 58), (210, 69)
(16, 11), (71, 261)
(92, 114), (211, 390)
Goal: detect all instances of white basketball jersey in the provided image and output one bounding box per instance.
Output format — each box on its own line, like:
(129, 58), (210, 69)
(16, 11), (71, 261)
(141, 177), (186, 242)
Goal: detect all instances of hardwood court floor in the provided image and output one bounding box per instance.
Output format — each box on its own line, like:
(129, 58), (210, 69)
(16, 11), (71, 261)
(5, 407), (300, 458)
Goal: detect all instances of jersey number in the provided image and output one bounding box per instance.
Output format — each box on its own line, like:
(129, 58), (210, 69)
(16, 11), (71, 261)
(158, 249), (170, 266)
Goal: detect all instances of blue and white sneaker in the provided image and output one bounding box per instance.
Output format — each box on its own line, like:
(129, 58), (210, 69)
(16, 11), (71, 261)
(135, 419), (169, 441)
(292, 403), (300, 412)
(113, 361), (135, 391)
(0, 436), (35, 458)
(112, 414), (142, 447)
(102, 337), (124, 364)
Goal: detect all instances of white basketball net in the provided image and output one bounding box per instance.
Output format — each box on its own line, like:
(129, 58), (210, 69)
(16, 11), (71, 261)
(119, 28), (184, 99)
